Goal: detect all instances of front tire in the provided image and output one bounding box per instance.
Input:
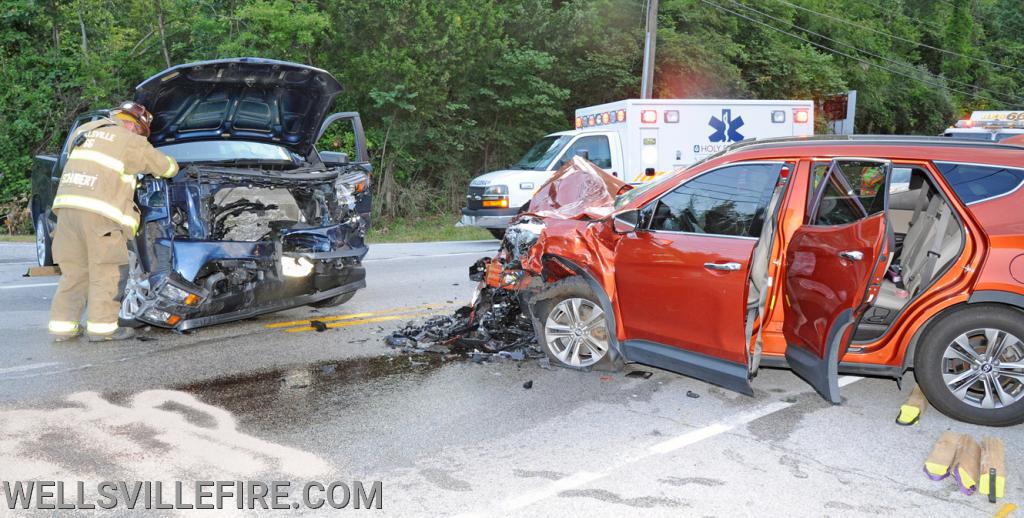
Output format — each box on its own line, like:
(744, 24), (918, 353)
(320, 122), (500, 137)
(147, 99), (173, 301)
(35, 216), (53, 267)
(534, 277), (614, 370)
(914, 305), (1024, 426)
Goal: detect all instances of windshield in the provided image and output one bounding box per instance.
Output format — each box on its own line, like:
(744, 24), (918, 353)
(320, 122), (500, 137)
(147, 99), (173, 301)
(512, 135), (571, 170)
(615, 172), (677, 209)
(158, 141), (301, 164)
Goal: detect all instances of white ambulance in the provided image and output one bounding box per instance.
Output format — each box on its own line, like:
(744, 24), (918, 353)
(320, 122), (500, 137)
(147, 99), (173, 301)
(461, 98), (814, 237)
(943, 110), (1024, 141)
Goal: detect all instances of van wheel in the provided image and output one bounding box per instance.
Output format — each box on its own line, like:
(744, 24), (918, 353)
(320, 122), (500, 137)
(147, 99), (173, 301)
(487, 228), (505, 240)
(534, 277), (615, 370)
(309, 291), (356, 308)
(35, 216), (53, 267)
(914, 306), (1024, 426)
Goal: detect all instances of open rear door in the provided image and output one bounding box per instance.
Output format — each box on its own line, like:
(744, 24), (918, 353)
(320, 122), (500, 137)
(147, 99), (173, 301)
(783, 158), (892, 403)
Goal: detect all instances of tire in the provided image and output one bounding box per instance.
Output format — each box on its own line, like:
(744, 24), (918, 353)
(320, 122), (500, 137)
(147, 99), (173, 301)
(309, 291), (356, 309)
(487, 228), (505, 240)
(34, 215), (53, 267)
(913, 305), (1024, 426)
(534, 277), (616, 370)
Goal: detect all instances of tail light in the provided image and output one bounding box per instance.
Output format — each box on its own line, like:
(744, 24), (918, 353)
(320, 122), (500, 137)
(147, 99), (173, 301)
(641, 110), (657, 124)
(794, 108), (810, 124)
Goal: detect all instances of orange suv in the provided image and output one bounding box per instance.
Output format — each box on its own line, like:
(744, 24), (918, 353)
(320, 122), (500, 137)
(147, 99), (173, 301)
(493, 137), (1024, 426)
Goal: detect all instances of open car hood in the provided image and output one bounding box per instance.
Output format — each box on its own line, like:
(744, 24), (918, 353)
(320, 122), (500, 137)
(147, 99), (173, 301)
(134, 58), (343, 155)
(525, 156), (626, 220)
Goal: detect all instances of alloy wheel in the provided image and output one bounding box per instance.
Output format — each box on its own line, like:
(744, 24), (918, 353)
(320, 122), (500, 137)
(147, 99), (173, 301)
(35, 218), (47, 267)
(544, 297), (609, 368)
(941, 328), (1024, 409)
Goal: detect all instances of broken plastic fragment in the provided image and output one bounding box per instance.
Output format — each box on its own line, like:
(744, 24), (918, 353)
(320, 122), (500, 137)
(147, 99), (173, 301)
(523, 380), (533, 389)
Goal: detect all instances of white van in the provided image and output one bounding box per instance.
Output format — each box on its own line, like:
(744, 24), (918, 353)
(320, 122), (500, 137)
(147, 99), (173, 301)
(460, 98), (814, 237)
(943, 110), (1024, 141)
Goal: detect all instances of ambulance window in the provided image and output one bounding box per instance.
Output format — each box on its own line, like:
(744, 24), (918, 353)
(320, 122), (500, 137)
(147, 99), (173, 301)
(934, 162), (1024, 204)
(560, 136), (612, 169)
(649, 163), (779, 237)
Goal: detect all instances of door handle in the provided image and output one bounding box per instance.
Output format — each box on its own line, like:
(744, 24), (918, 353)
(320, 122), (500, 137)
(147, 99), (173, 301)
(839, 250), (864, 261)
(704, 262), (741, 271)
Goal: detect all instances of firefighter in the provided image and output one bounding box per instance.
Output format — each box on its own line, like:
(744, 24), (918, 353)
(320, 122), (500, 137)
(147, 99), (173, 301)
(48, 102), (178, 342)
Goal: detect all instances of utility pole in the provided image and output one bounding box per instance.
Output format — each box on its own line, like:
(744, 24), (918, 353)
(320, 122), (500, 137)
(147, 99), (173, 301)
(640, 0), (659, 99)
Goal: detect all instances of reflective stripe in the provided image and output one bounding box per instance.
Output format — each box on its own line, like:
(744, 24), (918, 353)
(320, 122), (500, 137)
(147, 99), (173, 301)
(52, 194), (139, 231)
(68, 149), (125, 174)
(48, 320), (80, 333)
(86, 321), (119, 334)
(162, 156), (178, 178)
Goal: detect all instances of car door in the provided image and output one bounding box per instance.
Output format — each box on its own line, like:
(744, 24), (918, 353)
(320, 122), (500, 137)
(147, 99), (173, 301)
(615, 161), (786, 394)
(783, 158), (892, 403)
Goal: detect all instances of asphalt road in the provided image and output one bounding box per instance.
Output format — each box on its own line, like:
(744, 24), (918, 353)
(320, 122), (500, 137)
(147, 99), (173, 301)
(0, 239), (1021, 517)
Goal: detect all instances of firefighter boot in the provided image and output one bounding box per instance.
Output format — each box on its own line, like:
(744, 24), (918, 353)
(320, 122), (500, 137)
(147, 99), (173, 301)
(88, 326), (135, 342)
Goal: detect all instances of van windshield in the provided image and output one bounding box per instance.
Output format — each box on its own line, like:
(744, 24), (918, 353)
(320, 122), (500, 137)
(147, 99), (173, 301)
(512, 135), (571, 170)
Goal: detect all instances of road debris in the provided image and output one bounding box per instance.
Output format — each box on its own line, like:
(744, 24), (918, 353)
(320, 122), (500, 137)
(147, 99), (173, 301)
(626, 370), (653, 379)
(523, 380), (533, 389)
(384, 286), (542, 361)
(310, 320), (328, 332)
(686, 390), (700, 399)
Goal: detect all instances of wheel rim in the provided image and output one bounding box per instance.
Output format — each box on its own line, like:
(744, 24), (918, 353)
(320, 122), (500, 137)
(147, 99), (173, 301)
(35, 219), (46, 267)
(941, 328), (1024, 409)
(544, 297), (609, 368)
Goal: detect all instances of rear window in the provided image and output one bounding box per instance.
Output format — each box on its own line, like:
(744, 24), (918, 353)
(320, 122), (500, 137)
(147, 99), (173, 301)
(934, 162), (1024, 204)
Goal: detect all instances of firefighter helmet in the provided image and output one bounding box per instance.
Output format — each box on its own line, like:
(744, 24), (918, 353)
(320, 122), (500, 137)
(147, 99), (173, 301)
(111, 101), (154, 137)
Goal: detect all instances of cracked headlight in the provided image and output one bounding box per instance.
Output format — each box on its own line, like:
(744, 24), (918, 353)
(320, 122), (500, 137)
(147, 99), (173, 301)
(335, 171), (369, 212)
(503, 217), (544, 263)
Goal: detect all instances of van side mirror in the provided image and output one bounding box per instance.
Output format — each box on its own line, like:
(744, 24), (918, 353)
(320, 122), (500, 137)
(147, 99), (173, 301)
(612, 209), (640, 234)
(321, 151), (349, 166)
(575, 150), (589, 160)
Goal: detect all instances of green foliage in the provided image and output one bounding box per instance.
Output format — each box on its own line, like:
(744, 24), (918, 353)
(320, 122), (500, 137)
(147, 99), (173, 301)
(2, 0), (1023, 221)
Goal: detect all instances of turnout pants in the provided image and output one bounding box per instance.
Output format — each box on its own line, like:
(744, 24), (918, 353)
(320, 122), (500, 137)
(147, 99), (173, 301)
(48, 208), (129, 338)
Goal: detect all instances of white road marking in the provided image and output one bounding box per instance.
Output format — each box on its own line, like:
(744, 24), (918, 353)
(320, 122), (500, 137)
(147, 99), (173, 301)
(456, 376), (863, 517)
(839, 375), (863, 387)
(0, 282), (59, 290)
(0, 362), (60, 375)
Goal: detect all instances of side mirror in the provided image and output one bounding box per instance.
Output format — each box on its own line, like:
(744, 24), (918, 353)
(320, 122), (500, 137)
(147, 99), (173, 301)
(575, 150), (590, 160)
(612, 209), (640, 234)
(321, 151), (349, 166)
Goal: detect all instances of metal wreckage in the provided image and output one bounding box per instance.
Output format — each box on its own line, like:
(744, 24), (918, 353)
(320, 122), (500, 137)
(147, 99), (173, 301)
(387, 156), (629, 366)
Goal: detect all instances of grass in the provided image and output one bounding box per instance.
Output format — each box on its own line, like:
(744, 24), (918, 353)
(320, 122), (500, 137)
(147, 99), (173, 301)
(0, 214), (495, 245)
(0, 234), (34, 243)
(367, 213), (495, 243)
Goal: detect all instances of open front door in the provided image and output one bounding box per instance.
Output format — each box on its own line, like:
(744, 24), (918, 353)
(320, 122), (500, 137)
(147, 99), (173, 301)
(783, 158), (892, 403)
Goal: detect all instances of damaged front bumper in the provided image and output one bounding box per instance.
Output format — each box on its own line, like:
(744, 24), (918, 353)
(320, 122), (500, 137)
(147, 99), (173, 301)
(121, 222), (367, 331)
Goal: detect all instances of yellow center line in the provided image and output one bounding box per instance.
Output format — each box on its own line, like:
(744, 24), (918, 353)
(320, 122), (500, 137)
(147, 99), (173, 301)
(283, 310), (439, 333)
(264, 303), (446, 329)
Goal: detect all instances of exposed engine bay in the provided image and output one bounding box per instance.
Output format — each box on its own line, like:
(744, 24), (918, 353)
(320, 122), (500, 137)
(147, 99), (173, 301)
(121, 163), (370, 330)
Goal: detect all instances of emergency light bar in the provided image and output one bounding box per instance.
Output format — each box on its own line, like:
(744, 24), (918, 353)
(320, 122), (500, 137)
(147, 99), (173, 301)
(577, 110), (627, 128)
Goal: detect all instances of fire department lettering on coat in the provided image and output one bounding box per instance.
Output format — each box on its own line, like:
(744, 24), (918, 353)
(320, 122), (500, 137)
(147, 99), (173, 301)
(60, 172), (99, 189)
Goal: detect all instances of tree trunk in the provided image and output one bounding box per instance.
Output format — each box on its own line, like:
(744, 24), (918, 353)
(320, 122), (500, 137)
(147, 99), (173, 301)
(154, 0), (171, 67)
(77, 0), (88, 54)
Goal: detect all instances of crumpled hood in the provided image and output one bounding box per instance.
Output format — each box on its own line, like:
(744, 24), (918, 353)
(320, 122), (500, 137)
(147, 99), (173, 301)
(525, 156), (626, 220)
(134, 58), (343, 155)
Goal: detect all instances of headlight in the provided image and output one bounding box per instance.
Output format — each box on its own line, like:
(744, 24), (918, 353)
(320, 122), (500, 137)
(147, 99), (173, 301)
(159, 283), (201, 306)
(503, 217), (544, 262)
(483, 185), (508, 195)
(482, 185), (509, 208)
(335, 171), (369, 211)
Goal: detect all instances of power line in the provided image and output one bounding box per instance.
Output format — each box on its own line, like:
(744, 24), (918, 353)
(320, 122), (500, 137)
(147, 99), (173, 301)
(699, 0), (1010, 107)
(721, 0), (1024, 105)
(770, 0), (1024, 75)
